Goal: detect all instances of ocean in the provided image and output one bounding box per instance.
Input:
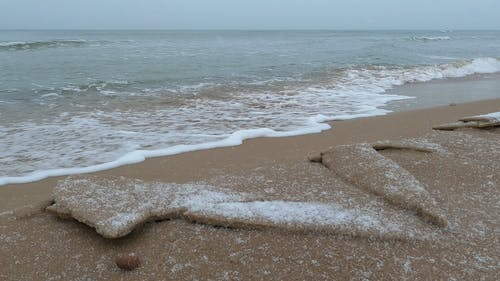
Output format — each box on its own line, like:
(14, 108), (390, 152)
(1, 30), (500, 184)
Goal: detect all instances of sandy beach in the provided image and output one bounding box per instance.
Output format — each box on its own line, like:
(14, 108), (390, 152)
(1, 74), (499, 280)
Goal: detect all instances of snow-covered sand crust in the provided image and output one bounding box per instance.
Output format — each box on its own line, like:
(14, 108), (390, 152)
(476, 111), (500, 121)
(48, 176), (433, 240)
(433, 111), (500, 130)
(319, 143), (448, 227)
(47, 177), (249, 238)
(371, 139), (447, 155)
(185, 201), (406, 239)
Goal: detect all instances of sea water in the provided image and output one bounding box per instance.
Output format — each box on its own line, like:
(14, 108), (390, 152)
(1, 30), (500, 184)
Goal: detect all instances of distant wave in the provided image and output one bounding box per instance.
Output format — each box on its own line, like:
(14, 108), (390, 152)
(0, 39), (88, 51)
(418, 54), (458, 60)
(409, 36), (451, 42)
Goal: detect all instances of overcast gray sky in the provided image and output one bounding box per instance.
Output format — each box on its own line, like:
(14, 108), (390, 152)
(1, 0), (499, 30)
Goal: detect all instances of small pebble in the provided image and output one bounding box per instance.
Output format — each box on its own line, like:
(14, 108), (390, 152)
(116, 254), (140, 271)
(307, 153), (322, 163)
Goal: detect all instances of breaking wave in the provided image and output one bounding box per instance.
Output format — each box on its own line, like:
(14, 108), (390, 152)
(0, 39), (89, 51)
(409, 36), (451, 42)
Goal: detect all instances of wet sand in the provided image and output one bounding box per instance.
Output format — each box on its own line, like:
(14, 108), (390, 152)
(1, 80), (499, 279)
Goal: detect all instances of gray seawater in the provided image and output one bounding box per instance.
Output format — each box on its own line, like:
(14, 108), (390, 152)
(1, 30), (500, 181)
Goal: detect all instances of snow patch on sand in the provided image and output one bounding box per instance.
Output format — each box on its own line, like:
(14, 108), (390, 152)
(191, 201), (401, 234)
(48, 177), (427, 240)
(478, 112), (500, 121)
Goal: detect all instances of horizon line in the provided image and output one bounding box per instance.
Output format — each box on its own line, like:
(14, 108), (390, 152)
(1, 28), (500, 31)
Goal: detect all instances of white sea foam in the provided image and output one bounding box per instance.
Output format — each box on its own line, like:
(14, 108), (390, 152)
(1, 57), (499, 186)
(40, 93), (60, 98)
(419, 54), (459, 60)
(348, 58), (500, 85)
(0, 117), (332, 185)
(410, 36), (451, 42)
(0, 41), (27, 47)
(0, 39), (88, 50)
(99, 90), (117, 96)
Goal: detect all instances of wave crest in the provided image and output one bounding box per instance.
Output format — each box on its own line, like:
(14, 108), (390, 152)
(409, 36), (451, 42)
(0, 39), (88, 51)
(345, 57), (500, 89)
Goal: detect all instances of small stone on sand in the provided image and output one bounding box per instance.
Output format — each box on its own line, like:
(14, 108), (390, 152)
(307, 153), (322, 163)
(116, 254), (140, 271)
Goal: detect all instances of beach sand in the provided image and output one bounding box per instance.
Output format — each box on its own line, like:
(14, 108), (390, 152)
(1, 81), (499, 279)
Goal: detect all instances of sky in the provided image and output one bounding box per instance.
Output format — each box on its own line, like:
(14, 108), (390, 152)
(1, 0), (499, 30)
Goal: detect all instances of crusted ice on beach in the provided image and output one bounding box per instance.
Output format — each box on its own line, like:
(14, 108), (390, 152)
(433, 111), (500, 130)
(47, 176), (431, 240)
(185, 201), (405, 238)
(47, 177), (248, 238)
(476, 111), (500, 121)
(372, 139), (447, 155)
(319, 143), (448, 227)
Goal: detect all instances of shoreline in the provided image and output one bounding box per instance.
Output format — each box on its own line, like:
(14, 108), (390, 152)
(1, 97), (499, 212)
(385, 72), (500, 112)
(2, 68), (500, 187)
